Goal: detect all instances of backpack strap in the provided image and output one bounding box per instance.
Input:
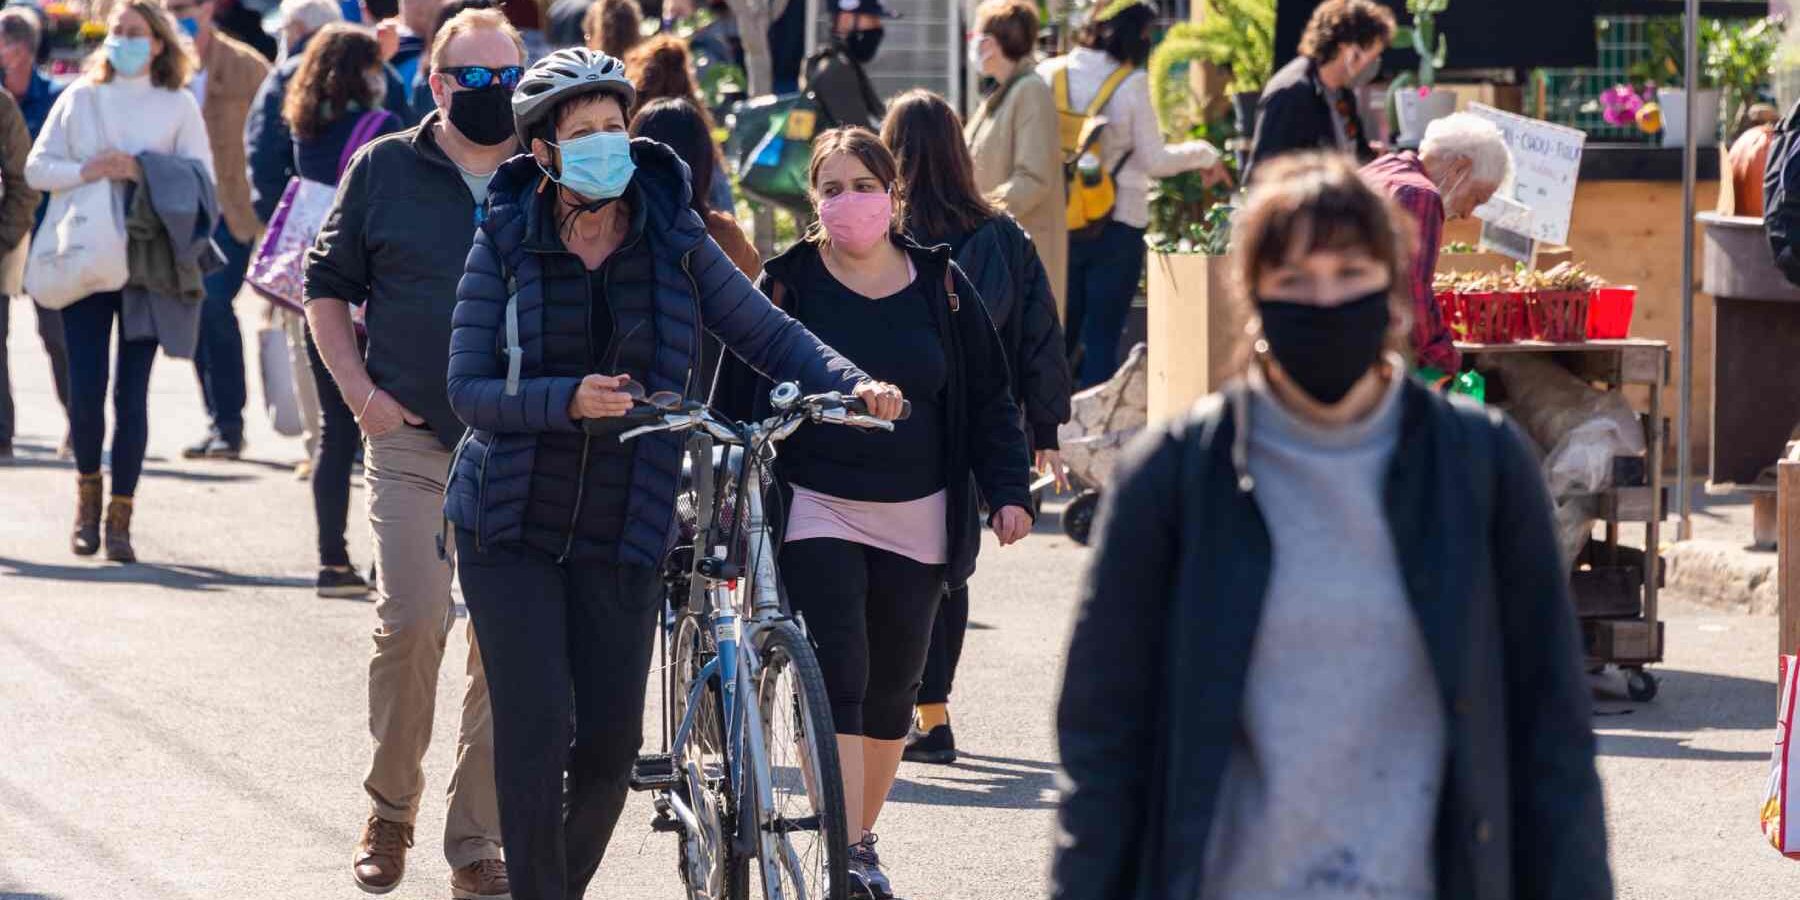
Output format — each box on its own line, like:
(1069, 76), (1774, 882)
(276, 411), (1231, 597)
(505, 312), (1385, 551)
(1087, 65), (1135, 117)
(1052, 67), (1072, 112)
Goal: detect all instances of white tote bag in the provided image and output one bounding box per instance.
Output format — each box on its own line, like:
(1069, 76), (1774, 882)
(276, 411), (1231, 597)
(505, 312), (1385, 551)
(258, 326), (304, 437)
(24, 87), (129, 310)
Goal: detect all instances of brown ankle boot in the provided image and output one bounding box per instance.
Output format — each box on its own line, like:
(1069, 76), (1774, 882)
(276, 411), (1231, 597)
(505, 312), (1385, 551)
(103, 496), (135, 563)
(72, 473), (102, 556)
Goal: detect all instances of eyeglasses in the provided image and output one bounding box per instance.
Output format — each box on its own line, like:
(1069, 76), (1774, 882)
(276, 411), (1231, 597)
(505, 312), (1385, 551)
(439, 65), (524, 91)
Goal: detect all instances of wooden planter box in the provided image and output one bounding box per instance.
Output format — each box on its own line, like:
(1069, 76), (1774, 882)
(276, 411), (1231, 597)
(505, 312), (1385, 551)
(1146, 250), (1243, 421)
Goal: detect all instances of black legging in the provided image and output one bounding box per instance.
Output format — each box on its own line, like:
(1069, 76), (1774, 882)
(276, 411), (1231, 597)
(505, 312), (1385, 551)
(304, 326), (363, 568)
(781, 538), (947, 740)
(916, 584), (969, 706)
(62, 292), (155, 496)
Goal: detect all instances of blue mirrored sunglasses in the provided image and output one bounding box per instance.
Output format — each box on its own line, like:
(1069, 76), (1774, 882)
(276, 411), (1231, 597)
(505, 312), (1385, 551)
(440, 65), (524, 90)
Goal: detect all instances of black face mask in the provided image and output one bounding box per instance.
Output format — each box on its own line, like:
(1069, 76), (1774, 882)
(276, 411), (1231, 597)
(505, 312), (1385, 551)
(1256, 289), (1391, 405)
(844, 27), (884, 64)
(446, 85), (515, 147)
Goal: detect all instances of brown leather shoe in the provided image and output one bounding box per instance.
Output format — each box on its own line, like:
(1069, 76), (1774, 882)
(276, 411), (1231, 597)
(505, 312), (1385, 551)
(103, 496), (135, 563)
(72, 473), (102, 556)
(451, 858), (511, 899)
(351, 815), (412, 894)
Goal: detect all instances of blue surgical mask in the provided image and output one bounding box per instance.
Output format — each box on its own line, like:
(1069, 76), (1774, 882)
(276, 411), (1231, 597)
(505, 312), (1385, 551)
(545, 131), (635, 202)
(177, 16), (200, 38)
(104, 35), (153, 78)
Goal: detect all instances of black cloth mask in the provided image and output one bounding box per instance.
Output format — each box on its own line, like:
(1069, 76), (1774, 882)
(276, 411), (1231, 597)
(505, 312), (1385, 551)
(844, 27), (884, 64)
(1256, 289), (1391, 405)
(447, 85), (515, 147)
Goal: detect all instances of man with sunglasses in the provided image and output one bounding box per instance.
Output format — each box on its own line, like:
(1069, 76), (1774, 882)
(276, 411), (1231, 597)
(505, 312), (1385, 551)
(302, 8), (526, 898)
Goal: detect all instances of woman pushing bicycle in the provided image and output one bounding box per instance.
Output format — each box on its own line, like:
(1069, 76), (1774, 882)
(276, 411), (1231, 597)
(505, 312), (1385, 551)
(715, 126), (1035, 899)
(442, 48), (902, 900)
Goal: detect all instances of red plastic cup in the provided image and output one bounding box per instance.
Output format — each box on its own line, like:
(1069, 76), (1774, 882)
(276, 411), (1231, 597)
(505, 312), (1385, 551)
(1587, 286), (1637, 339)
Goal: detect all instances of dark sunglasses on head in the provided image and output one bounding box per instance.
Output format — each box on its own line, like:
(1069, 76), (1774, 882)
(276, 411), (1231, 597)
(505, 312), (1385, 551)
(439, 65), (524, 90)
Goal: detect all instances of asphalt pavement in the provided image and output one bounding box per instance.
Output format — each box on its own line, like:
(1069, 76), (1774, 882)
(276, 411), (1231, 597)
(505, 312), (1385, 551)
(0, 295), (1796, 898)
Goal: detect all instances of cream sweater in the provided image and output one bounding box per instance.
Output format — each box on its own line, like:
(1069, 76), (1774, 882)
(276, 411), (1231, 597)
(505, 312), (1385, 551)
(26, 73), (214, 194)
(1037, 47), (1219, 230)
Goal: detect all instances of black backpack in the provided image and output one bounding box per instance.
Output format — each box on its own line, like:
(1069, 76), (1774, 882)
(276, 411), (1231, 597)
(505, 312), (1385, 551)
(1763, 100), (1800, 284)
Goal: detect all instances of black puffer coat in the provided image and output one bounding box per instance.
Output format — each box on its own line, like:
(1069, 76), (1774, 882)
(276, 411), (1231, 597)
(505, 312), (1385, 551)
(950, 213), (1070, 451)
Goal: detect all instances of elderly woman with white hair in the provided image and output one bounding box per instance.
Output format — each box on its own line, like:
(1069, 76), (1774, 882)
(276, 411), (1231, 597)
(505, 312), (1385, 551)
(1358, 111), (1512, 372)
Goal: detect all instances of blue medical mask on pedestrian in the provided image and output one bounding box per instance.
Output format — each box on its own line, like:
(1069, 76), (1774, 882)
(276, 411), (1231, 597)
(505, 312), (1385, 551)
(105, 35), (153, 78)
(545, 131), (635, 202)
(176, 16), (201, 37)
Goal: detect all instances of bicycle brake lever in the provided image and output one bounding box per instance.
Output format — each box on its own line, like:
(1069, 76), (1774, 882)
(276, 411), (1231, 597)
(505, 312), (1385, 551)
(619, 414), (687, 443)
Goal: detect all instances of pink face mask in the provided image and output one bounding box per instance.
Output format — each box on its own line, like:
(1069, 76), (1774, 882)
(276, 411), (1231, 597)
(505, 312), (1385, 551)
(817, 190), (893, 253)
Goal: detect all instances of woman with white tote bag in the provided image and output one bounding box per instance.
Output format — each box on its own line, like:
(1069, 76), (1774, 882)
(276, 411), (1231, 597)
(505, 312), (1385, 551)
(25, 0), (212, 563)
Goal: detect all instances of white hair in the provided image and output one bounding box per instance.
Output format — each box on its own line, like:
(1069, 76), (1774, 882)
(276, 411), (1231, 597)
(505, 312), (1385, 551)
(1420, 113), (1513, 187)
(279, 0), (343, 37)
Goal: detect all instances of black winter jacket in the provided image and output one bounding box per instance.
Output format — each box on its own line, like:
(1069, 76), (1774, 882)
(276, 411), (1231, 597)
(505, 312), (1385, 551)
(444, 141), (869, 567)
(1053, 378), (1611, 900)
(715, 236), (1035, 586)
(950, 214), (1071, 451)
(1244, 56), (1374, 185)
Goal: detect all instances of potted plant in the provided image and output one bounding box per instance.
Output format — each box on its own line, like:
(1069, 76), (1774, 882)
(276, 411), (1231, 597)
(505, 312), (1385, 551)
(1180, 0), (1275, 139)
(1635, 17), (1724, 148)
(1388, 0), (1456, 144)
(1708, 15), (1780, 142)
(1145, 157), (1245, 419)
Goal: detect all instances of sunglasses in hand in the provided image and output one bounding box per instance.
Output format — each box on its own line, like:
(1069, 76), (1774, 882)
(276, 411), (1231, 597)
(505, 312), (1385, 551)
(440, 65), (525, 91)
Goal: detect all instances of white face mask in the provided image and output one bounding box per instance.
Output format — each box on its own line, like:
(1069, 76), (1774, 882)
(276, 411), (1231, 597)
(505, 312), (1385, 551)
(967, 34), (988, 70)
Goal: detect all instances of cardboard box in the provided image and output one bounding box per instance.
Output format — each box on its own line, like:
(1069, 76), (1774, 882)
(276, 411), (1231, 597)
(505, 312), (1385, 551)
(1147, 251), (1243, 421)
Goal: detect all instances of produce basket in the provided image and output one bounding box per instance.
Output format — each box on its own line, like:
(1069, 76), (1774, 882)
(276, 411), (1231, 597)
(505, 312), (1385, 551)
(1529, 290), (1590, 342)
(1458, 291), (1527, 343)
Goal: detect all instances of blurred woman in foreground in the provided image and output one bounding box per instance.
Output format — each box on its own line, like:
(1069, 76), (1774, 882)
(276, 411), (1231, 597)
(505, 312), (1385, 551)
(1052, 152), (1611, 900)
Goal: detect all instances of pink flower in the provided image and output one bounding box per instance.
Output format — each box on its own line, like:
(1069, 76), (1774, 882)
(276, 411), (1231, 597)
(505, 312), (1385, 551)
(1417, 85), (1430, 97)
(1601, 84), (1645, 127)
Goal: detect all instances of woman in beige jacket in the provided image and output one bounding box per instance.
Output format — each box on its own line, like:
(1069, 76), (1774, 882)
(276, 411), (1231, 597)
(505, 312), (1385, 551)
(964, 0), (1066, 314)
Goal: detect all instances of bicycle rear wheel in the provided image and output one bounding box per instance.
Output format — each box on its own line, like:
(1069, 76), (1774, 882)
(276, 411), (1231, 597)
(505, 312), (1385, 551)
(747, 620), (850, 900)
(669, 611), (740, 900)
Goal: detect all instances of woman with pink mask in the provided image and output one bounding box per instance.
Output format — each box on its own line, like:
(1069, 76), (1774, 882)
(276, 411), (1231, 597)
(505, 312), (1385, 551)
(715, 126), (1034, 899)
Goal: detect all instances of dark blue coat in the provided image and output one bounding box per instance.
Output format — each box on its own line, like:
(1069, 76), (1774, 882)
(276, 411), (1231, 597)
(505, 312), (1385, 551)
(444, 139), (869, 568)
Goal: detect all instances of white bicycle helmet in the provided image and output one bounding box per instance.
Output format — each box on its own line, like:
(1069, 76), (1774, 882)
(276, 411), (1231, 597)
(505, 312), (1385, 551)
(512, 47), (637, 147)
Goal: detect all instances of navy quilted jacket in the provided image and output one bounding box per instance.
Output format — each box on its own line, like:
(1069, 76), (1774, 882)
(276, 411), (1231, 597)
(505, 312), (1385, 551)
(443, 139), (868, 567)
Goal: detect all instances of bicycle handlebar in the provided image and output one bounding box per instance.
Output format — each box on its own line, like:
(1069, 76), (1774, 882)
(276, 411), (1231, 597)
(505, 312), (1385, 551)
(612, 384), (907, 445)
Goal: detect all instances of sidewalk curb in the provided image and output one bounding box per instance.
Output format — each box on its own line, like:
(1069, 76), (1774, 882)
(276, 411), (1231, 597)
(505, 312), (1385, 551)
(1663, 539), (1778, 615)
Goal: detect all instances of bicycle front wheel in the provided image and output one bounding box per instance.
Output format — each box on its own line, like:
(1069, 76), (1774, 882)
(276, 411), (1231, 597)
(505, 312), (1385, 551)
(748, 620), (850, 900)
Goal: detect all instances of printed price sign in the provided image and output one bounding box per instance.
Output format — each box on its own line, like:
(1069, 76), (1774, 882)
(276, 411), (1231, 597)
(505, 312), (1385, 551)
(1467, 103), (1587, 246)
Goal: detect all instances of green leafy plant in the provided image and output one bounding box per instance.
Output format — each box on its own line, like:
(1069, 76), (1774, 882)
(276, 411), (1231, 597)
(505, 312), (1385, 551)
(1182, 0), (1275, 96)
(1147, 24), (1214, 135)
(1630, 16), (1721, 89)
(1149, 116), (1237, 256)
(1707, 16), (1781, 139)
(1389, 0), (1449, 94)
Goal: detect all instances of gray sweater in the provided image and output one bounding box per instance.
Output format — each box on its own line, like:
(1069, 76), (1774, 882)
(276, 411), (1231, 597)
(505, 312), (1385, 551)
(1200, 365), (1447, 900)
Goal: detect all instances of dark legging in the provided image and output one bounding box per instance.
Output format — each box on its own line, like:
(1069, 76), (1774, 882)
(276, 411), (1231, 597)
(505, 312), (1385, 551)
(62, 292), (156, 496)
(304, 326), (363, 568)
(457, 530), (661, 900)
(781, 538), (947, 740)
(916, 583), (969, 706)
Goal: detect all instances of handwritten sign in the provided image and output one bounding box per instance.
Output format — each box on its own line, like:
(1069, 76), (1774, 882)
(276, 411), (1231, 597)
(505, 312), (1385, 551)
(1466, 103), (1587, 246)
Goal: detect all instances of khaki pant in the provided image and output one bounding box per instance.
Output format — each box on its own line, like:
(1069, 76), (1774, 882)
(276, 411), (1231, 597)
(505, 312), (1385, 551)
(362, 424), (501, 867)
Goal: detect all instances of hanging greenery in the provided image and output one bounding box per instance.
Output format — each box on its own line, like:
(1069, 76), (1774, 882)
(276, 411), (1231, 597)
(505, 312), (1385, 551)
(1181, 0), (1275, 96)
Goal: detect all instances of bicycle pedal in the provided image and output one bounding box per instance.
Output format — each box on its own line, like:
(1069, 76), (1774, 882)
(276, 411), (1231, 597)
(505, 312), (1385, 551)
(650, 810), (683, 833)
(630, 753), (680, 791)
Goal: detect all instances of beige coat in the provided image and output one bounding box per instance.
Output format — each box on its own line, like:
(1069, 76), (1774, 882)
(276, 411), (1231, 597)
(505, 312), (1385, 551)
(200, 30), (269, 244)
(965, 56), (1067, 315)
